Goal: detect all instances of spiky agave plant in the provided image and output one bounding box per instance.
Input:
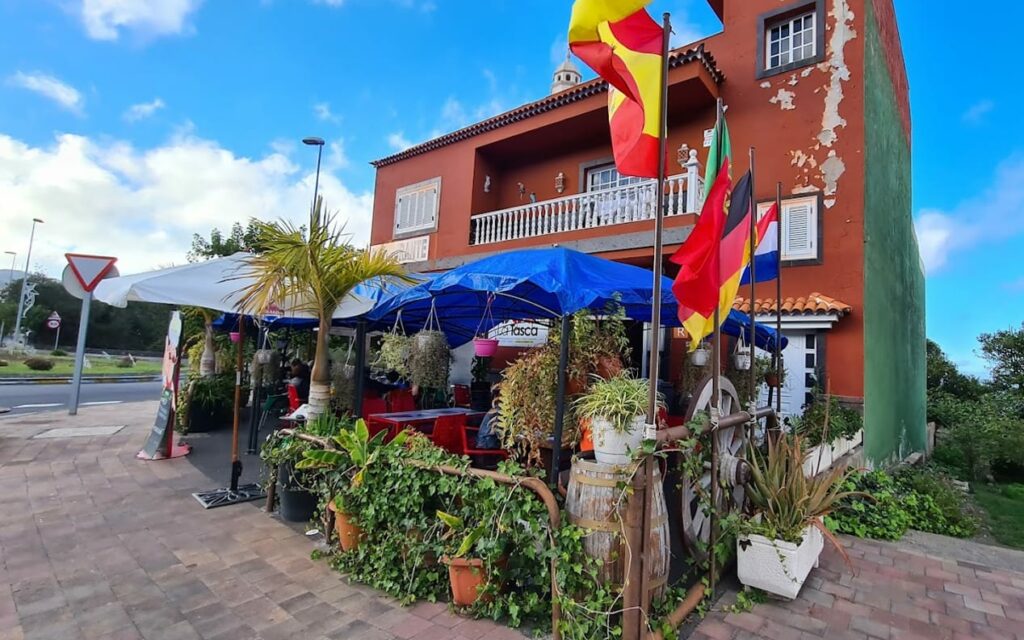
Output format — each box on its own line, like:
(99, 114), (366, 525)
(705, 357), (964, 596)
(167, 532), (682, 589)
(233, 197), (411, 418)
(745, 434), (864, 560)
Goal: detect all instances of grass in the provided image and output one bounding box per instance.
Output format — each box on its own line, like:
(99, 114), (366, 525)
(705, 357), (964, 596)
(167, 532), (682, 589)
(974, 483), (1024, 549)
(0, 355), (163, 377)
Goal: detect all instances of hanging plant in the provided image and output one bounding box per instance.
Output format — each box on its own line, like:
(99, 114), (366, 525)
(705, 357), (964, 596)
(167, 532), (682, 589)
(409, 301), (451, 390)
(472, 293), (500, 357)
(374, 333), (411, 380)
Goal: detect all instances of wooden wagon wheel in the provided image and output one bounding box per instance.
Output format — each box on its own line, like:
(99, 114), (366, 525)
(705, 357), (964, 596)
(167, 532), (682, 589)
(678, 375), (746, 563)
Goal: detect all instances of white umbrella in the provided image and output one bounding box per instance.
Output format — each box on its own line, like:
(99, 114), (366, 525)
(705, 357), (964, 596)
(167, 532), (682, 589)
(92, 252), (375, 319)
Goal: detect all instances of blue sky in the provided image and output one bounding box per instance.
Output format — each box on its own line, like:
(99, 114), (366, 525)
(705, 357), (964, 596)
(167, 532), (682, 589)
(0, 0), (1021, 375)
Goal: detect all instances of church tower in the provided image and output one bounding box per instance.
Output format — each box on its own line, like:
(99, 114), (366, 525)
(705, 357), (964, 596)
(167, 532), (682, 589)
(550, 53), (582, 94)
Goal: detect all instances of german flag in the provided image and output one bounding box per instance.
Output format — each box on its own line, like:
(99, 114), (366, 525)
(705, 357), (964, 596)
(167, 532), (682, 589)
(569, 0), (663, 178)
(671, 159), (733, 349)
(712, 171), (756, 327)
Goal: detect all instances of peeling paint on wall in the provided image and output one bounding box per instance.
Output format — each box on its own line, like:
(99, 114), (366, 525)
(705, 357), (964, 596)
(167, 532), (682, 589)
(759, 81), (771, 89)
(821, 150), (846, 200)
(791, 150), (818, 169)
(770, 88), (796, 110)
(818, 0), (856, 148)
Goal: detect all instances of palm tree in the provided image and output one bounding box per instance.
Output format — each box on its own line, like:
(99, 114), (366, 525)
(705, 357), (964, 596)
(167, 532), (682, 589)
(235, 197), (410, 418)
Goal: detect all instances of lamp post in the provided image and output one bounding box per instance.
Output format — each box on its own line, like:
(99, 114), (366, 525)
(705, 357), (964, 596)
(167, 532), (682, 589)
(13, 218), (43, 343)
(302, 137), (325, 207)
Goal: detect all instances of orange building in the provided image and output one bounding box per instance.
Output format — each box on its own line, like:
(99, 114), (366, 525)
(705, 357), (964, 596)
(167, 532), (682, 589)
(369, 0), (925, 464)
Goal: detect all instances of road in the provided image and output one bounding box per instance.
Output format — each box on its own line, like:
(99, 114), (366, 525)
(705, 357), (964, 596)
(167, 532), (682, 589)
(0, 381), (163, 416)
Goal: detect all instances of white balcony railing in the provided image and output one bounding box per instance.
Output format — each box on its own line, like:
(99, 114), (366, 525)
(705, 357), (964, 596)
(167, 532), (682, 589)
(470, 150), (705, 246)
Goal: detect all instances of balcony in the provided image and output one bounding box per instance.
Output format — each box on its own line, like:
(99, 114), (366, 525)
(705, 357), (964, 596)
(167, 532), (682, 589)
(470, 152), (704, 246)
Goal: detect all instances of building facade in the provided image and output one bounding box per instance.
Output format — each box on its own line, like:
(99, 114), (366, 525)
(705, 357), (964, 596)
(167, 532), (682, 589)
(369, 0), (924, 465)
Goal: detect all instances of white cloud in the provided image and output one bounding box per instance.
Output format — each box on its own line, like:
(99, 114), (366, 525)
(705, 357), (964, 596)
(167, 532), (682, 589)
(0, 131), (373, 277)
(387, 132), (413, 152)
(313, 0), (434, 10)
(962, 99), (994, 125)
(8, 72), (84, 114)
(915, 156), (1024, 273)
(77, 0), (203, 41)
(123, 98), (166, 122)
(313, 102), (340, 123)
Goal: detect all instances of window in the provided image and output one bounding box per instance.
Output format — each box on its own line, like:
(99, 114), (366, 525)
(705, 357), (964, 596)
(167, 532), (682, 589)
(394, 177), (441, 236)
(585, 163), (644, 192)
(756, 194), (820, 262)
(767, 11), (816, 70)
(756, 1), (824, 79)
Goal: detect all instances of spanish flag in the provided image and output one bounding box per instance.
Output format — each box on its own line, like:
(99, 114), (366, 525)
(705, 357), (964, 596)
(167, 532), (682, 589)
(569, 0), (663, 178)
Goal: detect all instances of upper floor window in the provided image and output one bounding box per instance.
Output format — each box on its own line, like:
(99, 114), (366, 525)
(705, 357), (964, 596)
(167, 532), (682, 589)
(585, 163), (644, 192)
(394, 177), (441, 237)
(756, 194), (820, 263)
(767, 11), (816, 70)
(756, 1), (824, 79)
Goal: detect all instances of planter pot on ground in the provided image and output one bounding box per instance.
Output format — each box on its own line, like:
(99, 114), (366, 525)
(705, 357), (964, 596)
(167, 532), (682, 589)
(277, 463), (317, 523)
(327, 499), (364, 552)
(591, 415), (646, 465)
(596, 355), (622, 380)
(737, 523), (823, 599)
(443, 556), (491, 606)
(802, 444), (833, 477)
(187, 404), (227, 432)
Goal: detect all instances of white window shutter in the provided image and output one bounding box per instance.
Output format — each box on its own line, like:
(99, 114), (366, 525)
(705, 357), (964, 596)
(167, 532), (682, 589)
(393, 177), (442, 236)
(783, 199), (816, 260)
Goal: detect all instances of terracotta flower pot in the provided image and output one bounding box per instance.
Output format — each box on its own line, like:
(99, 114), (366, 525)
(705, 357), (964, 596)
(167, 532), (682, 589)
(566, 376), (587, 396)
(596, 355), (622, 380)
(328, 500), (364, 552)
(764, 372), (780, 388)
(443, 556), (491, 606)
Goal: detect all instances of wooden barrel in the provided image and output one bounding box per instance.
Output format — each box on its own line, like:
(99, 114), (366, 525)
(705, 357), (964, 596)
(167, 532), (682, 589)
(565, 458), (670, 600)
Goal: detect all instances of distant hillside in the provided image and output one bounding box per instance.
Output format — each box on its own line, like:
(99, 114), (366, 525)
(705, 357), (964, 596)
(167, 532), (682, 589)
(0, 269), (17, 290)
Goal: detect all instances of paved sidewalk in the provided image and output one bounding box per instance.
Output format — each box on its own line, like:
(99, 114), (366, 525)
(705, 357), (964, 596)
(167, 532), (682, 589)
(0, 403), (525, 640)
(692, 532), (1024, 640)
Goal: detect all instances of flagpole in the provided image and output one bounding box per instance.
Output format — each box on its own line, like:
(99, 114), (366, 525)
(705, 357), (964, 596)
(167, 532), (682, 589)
(775, 181), (783, 425)
(708, 95), (724, 600)
(748, 146), (757, 442)
(634, 12), (672, 636)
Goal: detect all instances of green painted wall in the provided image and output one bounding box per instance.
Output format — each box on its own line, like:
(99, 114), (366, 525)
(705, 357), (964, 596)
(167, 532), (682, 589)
(862, 1), (927, 464)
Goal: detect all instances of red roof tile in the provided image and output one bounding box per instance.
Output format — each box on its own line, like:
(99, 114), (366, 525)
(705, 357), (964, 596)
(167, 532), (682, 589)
(732, 292), (853, 317)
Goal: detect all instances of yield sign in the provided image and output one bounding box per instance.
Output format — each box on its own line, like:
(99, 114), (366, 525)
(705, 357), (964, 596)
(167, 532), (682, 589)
(65, 253), (118, 292)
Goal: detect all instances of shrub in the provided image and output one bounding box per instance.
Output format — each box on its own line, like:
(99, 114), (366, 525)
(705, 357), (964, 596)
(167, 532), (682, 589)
(23, 357), (55, 371)
(791, 394), (863, 447)
(0, 359), (8, 367)
(116, 356), (135, 368)
(50, 349), (69, 357)
(827, 468), (977, 540)
(931, 391), (1024, 481)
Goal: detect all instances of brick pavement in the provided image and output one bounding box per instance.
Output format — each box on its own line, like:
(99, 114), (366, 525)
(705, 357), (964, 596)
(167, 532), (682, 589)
(692, 532), (1024, 640)
(0, 403), (527, 640)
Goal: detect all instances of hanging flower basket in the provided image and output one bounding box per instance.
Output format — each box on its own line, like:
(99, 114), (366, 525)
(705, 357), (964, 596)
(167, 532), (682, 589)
(473, 337), (499, 358)
(229, 331), (241, 343)
(690, 346), (710, 367)
(733, 345), (752, 371)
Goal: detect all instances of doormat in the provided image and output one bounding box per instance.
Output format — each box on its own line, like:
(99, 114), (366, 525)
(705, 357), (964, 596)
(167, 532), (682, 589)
(33, 425), (125, 439)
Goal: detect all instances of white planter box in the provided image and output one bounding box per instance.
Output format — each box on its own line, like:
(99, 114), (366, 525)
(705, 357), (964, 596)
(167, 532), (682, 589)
(591, 415), (645, 465)
(737, 523), (823, 599)
(802, 444), (833, 477)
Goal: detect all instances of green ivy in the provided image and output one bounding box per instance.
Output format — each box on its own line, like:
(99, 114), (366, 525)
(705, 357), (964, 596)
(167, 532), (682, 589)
(826, 468), (977, 540)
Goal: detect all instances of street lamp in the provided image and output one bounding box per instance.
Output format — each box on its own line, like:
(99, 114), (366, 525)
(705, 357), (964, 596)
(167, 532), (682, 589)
(302, 137), (325, 208)
(13, 218), (43, 343)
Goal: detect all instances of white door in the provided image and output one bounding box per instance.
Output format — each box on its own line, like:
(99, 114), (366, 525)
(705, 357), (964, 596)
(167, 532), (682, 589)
(759, 330), (818, 424)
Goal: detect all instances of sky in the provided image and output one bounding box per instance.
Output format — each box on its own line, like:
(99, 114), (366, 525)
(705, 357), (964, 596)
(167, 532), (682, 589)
(0, 0), (1021, 376)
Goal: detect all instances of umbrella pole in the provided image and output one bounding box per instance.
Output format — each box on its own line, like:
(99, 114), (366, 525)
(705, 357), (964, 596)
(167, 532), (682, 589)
(354, 320), (367, 418)
(550, 314), (571, 488)
(231, 318), (245, 491)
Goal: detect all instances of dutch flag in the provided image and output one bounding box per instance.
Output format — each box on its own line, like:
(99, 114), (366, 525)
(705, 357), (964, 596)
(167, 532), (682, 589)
(740, 203), (779, 284)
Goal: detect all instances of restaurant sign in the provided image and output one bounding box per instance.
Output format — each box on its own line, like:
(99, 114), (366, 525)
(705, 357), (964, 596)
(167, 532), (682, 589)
(487, 320), (549, 348)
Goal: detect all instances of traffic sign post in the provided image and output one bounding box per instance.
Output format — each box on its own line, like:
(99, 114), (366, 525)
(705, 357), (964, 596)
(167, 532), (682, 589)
(63, 254), (118, 416)
(47, 312), (61, 351)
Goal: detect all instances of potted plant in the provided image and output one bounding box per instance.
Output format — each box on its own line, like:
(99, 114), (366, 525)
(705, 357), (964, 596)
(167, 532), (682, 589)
(261, 431), (318, 522)
(470, 356), (492, 412)
(763, 355), (785, 388)
(327, 494), (364, 552)
(690, 343), (710, 367)
(472, 335), (499, 358)
(733, 339), (751, 371)
(373, 332), (411, 380)
(186, 374), (235, 432)
(436, 510), (491, 606)
(574, 372), (662, 465)
(409, 330), (450, 391)
(736, 434), (860, 599)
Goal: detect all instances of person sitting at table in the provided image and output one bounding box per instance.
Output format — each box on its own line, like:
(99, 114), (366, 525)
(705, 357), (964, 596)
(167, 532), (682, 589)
(288, 358), (310, 403)
(475, 388), (502, 450)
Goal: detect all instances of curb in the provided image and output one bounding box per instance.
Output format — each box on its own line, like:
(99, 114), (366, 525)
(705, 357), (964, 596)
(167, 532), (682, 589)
(0, 375), (161, 386)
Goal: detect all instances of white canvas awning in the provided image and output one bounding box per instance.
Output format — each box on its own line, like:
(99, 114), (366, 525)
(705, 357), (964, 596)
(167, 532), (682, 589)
(92, 252), (375, 320)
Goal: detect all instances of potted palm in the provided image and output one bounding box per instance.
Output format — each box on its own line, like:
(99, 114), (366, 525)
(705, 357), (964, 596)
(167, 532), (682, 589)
(234, 196), (410, 419)
(737, 434), (860, 599)
(574, 372), (662, 465)
(436, 510), (491, 606)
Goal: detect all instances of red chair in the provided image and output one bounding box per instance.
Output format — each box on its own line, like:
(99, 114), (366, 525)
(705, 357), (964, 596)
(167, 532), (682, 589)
(431, 414), (508, 467)
(452, 384), (471, 408)
(286, 385), (302, 412)
(388, 389), (415, 413)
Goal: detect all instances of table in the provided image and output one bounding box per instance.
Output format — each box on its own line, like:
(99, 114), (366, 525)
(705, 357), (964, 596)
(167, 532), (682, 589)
(367, 407), (485, 435)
